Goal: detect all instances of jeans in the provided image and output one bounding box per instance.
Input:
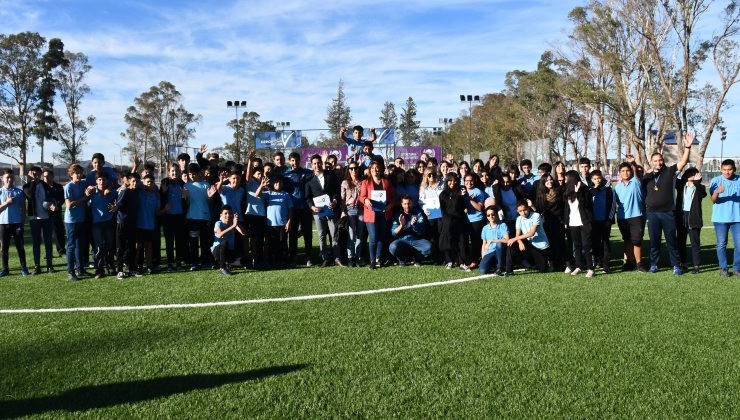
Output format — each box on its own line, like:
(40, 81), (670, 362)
(346, 213), (364, 260)
(314, 214), (339, 261)
(65, 222), (85, 273)
(479, 243), (506, 274)
(365, 212), (386, 263)
(29, 218), (53, 268)
(647, 211), (680, 268)
(714, 222), (740, 271)
(92, 220), (115, 274)
(389, 236), (432, 262)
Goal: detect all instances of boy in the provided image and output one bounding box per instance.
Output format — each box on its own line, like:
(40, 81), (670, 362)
(589, 170), (616, 273)
(615, 159), (645, 272)
(184, 163), (217, 271)
(26, 166), (55, 274)
(480, 205), (509, 276)
(518, 159), (537, 199)
(709, 159), (740, 277)
(134, 174), (168, 276)
(64, 164), (95, 280)
(265, 177), (293, 268)
(245, 166), (270, 269)
(578, 157), (592, 186)
(0, 169), (28, 276)
(90, 173), (117, 279)
(212, 206), (245, 275)
(676, 168), (706, 274)
(116, 172), (139, 279)
(507, 200), (551, 274)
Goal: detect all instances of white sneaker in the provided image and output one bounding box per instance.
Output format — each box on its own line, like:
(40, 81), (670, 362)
(460, 264), (471, 272)
(570, 268), (582, 276)
(564, 267), (572, 274)
(445, 262), (453, 269)
(585, 269), (595, 278)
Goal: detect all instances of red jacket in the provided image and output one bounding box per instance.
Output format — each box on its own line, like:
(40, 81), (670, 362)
(359, 178), (395, 223)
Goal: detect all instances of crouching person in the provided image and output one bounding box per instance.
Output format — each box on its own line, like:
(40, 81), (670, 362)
(389, 195), (432, 266)
(479, 205), (510, 276)
(212, 205), (245, 276)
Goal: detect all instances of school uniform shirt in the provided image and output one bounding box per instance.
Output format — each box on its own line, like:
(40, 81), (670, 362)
(519, 173), (538, 198)
(0, 186), (25, 224)
(211, 221), (235, 251)
(220, 183), (245, 216)
(63, 181), (87, 223)
(590, 184), (615, 222)
(614, 176), (644, 220)
(500, 188), (519, 221)
(85, 167), (118, 189)
(116, 186), (139, 225)
(284, 167), (311, 209)
(682, 184), (695, 212)
(515, 211), (549, 250)
(481, 222), (508, 256)
(466, 187), (485, 223)
(162, 179), (184, 215)
(185, 180), (211, 221)
(245, 179), (267, 217)
(90, 190), (116, 224)
(710, 174), (740, 223)
(136, 190), (160, 230)
(265, 190), (293, 227)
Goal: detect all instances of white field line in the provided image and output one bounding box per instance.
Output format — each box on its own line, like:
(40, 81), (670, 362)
(0, 273), (500, 314)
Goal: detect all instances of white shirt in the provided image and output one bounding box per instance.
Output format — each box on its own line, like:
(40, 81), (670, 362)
(568, 199), (583, 227)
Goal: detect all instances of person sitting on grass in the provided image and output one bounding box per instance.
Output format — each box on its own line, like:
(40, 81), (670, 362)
(389, 195), (431, 267)
(0, 169), (28, 277)
(710, 159), (740, 277)
(212, 206), (245, 276)
(479, 205), (509, 276)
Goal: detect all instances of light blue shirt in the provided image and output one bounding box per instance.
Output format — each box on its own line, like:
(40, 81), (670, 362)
(163, 180), (184, 215)
(481, 222), (508, 256)
(64, 181), (87, 223)
(682, 184), (696, 212)
(265, 190), (293, 226)
(614, 176), (644, 220)
(516, 211), (549, 250)
(90, 190), (116, 224)
(245, 179), (267, 217)
(466, 188), (485, 223)
(710, 174), (740, 223)
(0, 187), (24, 224)
(220, 184), (245, 216)
(500, 188), (518, 221)
(136, 190), (160, 230)
(185, 181), (211, 221)
(211, 220), (235, 251)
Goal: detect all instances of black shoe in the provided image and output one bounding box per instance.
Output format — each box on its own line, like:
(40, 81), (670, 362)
(691, 266), (700, 274)
(494, 269), (504, 276)
(32, 266), (42, 275)
(190, 265), (199, 271)
(397, 260), (406, 267)
(621, 261), (636, 271)
(636, 265), (648, 273)
(369, 263), (376, 270)
(347, 259), (355, 268)
(46, 266), (55, 273)
(67, 272), (80, 281)
(77, 270), (92, 277)
(320, 260), (330, 268)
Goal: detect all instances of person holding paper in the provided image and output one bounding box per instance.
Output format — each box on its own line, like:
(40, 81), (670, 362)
(360, 161), (395, 270)
(305, 154), (344, 267)
(419, 168), (444, 263)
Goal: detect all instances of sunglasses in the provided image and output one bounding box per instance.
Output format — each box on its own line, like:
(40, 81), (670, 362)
(486, 213), (496, 218)
(348, 167), (358, 170)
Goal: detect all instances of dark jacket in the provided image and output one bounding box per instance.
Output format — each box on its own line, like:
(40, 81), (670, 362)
(675, 180), (706, 229)
(304, 171), (341, 214)
(563, 186), (593, 227)
(588, 181), (616, 223)
(25, 180), (54, 217)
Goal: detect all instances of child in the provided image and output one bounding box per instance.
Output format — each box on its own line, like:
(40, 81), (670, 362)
(265, 177), (293, 268)
(589, 170), (616, 273)
(212, 205), (245, 276)
(245, 166), (269, 269)
(479, 205), (509, 276)
(116, 172), (139, 279)
(134, 174), (169, 276)
(563, 170), (594, 277)
(160, 163), (187, 272)
(676, 168), (706, 274)
(507, 199), (551, 274)
(89, 173), (117, 279)
(64, 164), (94, 280)
(184, 163), (217, 271)
(0, 169), (28, 277)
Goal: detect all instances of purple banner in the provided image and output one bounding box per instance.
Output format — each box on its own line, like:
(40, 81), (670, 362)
(299, 145), (442, 167)
(300, 147), (350, 167)
(393, 146), (442, 163)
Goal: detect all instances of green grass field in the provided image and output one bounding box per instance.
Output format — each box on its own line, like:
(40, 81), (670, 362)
(1, 205), (738, 418)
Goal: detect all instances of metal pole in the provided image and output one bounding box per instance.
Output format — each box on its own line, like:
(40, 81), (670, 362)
(468, 100), (472, 158)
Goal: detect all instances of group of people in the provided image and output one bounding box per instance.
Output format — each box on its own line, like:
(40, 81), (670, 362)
(0, 126), (738, 281)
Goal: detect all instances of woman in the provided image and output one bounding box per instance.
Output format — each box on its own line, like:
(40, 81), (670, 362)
(438, 173), (471, 271)
(341, 162), (363, 267)
(458, 161), (471, 181)
(490, 172), (525, 237)
(563, 170), (594, 277)
(419, 168), (444, 262)
(486, 154), (503, 182)
(464, 173), (486, 268)
(532, 173), (568, 270)
(554, 161), (567, 185)
(360, 161), (395, 270)
(472, 159), (485, 177)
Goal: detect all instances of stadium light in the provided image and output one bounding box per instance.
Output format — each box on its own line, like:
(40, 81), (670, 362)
(460, 95), (481, 157)
(227, 100), (247, 162)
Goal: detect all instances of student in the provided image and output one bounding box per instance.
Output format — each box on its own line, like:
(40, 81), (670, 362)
(284, 151), (314, 266)
(305, 154), (343, 267)
(507, 199), (551, 274)
(642, 132), (694, 274)
(490, 173), (524, 237)
(360, 161), (395, 270)
(177, 153), (191, 175)
(419, 168), (445, 263)
(341, 162), (363, 267)
(341, 125), (377, 162)
(26, 166), (55, 274)
(486, 154), (503, 182)
(675, 168), (706, 274)
(216, 168), (246, 261)
(272, 151), (286, 176)
(64, 164), (94, 280)
(245, 166), (270, 269)
(532, 173), (567, 271)
(115, 172), (139, 279)
(265, 177), (293, 268)
(89, 173), (117, 279)
(438, 173), (470, 271)
(614, 158), (645, 272)
(134, 174), (168, 276)
(0, 169), (28, 277)
(564, 171), (594, 277)
(589, 170), (616, 273)
(519, 159), (537, 199)
(160, 163), (187, 271)
(709, 159), (740, 277)
(464, 173), (486, 268)
(184, 163), (217, 271)
(389, 195), (432, 266)
(42, 169), (66, 256)
(479, 205), (510, 276)
(212, 206), (245, 276)
(578, 157), (592, 186)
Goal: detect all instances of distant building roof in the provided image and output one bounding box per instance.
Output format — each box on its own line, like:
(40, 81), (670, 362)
(650, 130), (701, 146)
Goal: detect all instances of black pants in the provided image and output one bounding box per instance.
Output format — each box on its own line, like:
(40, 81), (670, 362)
(507, 240), (549, 272)
(247, 215), (267, 263)
(677, 211), (701, 267)
(50, 211), (66, 254)
(92, 220), (115, 274)
(0, 223), (26, 270)
(289, 207), (313, 260)
(543, 220), (567, 270)
(426, 217), (442, 263)
(162, 214), (187, 266)
(211, 243), (233, 268)
(268, 225), (288, 266)
(570, 225), (593, 270)
(469, 219), (486, 263)
(188, 219), (212, 266)
(591, 220), (611, 269)
(116, 222), (136, 272)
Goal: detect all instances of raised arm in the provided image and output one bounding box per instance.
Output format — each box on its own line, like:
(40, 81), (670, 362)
(676, 132), (694, 172)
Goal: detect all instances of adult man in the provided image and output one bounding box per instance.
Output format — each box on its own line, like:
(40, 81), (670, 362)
(614, 156), (645, 272)
(25, 166), (55, 274)
(42, 169), (66, 256)
(304, 154), (344, 267)
(710, 159), (740, 277)
(284, 152), (314, 266)
(641, 132), (694, 274)
(273, 151), (286, 176)
(389, 195), (432, 266)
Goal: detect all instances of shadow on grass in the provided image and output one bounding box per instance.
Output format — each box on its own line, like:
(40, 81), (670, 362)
(0, 364), (307, 419)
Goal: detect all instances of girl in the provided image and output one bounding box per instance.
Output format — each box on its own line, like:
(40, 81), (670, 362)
(676, 167), (706, 274)
(419, 167), (444, 263)
(563, 170), (594, 277)
(439, 173), (470, 271)
(160, 163), (187, 271)
(480, 205), (509, 275)
(359, 161), (395, 270)
(464, 173), (486, 268)
(341, 162), (363, 266)
(533, 174), (568, 271)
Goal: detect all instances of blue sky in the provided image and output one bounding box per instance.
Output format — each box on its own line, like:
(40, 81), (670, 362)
(2, 0), (736, 165)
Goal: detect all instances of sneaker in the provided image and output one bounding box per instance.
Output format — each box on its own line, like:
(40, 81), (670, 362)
(190, 265), (199, 272)
(445, 262), (453, 269)
(67, 272), (79, 281)
(0, 268), (8, 277)
(131, 270), (143, 278)
(335, 258), (346, 268)
(117, 271), (125, 280)
(94, 273), (103, 280)
(306, 260), (314, 268)
(220, 267), (232, 276)
(347, 259), (355, 268)
(166, 265), (174, 273)
(648, 266), (659, 273)
(77, 270), (92, 277)
(147, 268), (153, 275)
(369, 263), (376, 270)
(32, 266), (42, 275)
(585, 269), (595, 278)
(397, 261), (406, 267)
(494, 269), (504, 276)
(469, 262), (478, 269)
(720, 268), (729, 277)
(691, 266), (700, 275)
(621, 261), (636, 271)
(570, 268), (582, 276)
(673, 266), (683, 276)
(46, 266), (54, 273)
(564, 266), (573, 274)
(460, 264), (471, 272)
(505, 271), (514, 277)
(413, 259), (421, 268)
(20, 268), (29, 277)
(636, 265), (648, 273)
(320, 260), (330, 268)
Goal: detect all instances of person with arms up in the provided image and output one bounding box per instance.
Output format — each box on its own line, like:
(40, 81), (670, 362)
(614, 156), (646, 272)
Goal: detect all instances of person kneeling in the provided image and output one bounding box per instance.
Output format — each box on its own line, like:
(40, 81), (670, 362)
(479, 206), (509, 276)
(506, 200), (552, 274)
(389, 195), (432, 267)
(212, 206), (245, 276)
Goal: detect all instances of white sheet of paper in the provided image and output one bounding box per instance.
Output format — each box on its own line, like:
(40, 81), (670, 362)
(423, 196), (440, 210)
(313, 194), (331, 207)
(370, 190), (386, 203)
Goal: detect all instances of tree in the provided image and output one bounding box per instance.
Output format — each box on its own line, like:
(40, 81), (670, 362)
(398, 96), (419, 145)
(51, 51), (95, 165)
(34, 38), (66, 165)
(379, 101), (397, 132)
(222, 111), (275, 161)
(325, 78), (351, 143)
(0, 32), (48, 175)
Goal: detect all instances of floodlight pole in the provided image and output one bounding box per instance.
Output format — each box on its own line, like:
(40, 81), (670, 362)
(227, 100), (247, 163)
(459, 95), (480, 158)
